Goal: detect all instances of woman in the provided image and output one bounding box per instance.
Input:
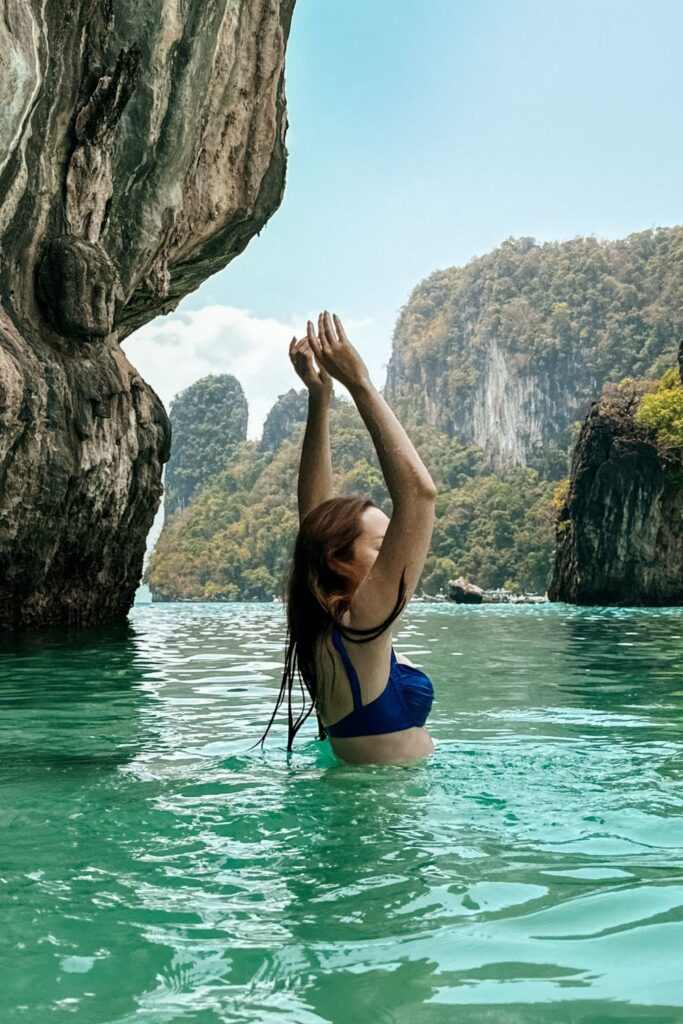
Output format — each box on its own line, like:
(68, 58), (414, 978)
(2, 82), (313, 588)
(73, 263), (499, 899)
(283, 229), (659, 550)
(255, 311), (437, 766)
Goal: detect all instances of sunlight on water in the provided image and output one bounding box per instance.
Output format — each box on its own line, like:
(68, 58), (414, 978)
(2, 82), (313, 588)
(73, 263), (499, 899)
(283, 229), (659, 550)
(1, 603), (682, 1023)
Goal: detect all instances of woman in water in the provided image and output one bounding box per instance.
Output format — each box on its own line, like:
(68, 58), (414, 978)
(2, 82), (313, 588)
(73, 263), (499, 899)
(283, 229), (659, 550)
(256, 311), (437, 766)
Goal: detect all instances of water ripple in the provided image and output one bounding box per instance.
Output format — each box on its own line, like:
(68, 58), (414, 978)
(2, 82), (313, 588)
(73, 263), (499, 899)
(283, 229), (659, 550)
(1, 602), (682, 1021)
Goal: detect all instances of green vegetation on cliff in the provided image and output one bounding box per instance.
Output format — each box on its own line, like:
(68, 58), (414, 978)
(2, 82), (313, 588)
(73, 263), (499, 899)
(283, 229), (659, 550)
(147, 229), (683, 603)
(550, 366), (683, 606)
(259, 388), (310, 452)
(164, 374), (248, 517)
(635, 368), (683, 450)
(386, 228), (683, 475)
(145, 400), (556, 601)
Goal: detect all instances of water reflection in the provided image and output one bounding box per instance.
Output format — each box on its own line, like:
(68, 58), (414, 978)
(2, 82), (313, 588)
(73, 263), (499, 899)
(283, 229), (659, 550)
(0, 620), (158, 777)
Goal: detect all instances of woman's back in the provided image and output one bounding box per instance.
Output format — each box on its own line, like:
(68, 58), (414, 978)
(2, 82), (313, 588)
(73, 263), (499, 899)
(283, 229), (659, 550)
(315, 615), (435, 765)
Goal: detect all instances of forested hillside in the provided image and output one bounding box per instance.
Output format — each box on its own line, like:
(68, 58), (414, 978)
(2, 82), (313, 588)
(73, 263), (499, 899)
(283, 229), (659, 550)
(385, 228), (682, 475)
(145, 401), (557, 600)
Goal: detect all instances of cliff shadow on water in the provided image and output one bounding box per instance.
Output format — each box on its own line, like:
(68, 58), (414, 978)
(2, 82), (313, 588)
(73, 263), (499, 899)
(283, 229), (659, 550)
(0, 620), (160, 775)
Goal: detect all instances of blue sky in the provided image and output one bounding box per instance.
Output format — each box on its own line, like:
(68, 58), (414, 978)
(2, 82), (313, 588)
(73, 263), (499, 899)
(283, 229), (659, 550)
(125, 0), (683, 439)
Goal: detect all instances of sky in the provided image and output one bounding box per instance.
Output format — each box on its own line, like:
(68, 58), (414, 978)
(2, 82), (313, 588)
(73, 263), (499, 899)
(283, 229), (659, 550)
(123, 0), (683, 442)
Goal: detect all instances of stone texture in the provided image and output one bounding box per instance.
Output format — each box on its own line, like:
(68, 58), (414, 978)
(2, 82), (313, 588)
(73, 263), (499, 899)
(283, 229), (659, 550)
(259, 387), (309, 452)
(447, 577), (484, 604)
(549, 373), (683, 606)
(0, 0), (295, 627)
(388, 332), (588, 475)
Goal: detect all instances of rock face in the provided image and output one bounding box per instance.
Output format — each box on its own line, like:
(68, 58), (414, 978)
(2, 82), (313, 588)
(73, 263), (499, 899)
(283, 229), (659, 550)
(165, 374), (248, 518)
(549, 377), (683, 606)
(385, 231), (682, 476)
(259, 388), (309, 452)
(447, 577), (484, 604)
(0, 0), (295, 626)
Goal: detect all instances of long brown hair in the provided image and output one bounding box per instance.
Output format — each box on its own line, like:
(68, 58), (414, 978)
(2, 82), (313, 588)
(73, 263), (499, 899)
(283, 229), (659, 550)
(252, 496), (407, 752)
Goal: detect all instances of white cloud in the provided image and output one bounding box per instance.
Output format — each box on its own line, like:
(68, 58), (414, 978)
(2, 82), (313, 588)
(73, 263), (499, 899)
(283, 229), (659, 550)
(121, 305), (381, 440)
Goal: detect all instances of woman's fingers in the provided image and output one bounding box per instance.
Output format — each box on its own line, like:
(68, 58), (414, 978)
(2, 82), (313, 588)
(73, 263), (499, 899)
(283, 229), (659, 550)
(307, 320), (324, 361)
(290, 335), (316, 384)
(332, 313), (349, 344)
(317, 312), (327, 348)
(317, 312), (333, 350)
(322, 310), (339, 345)
(290, 335), (312, 358)
(317, 311), (330, 348)
(296, 314), (347, 381)
(306, 320), (316, 342)
(290, 335), (307, 353)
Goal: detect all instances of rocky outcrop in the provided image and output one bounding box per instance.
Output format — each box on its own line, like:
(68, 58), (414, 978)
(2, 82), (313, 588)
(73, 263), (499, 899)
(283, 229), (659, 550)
(549, 377), (683, 606)
(259, 388), (309, 452)
(447, 577), (484, 604)
(385, 232), (682, 476)
(165, 374), (248, 518)
(0, 0), (295, 626)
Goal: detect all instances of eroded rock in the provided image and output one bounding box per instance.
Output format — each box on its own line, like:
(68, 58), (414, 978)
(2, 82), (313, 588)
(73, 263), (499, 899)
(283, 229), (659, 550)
(549, 381), (683, 606)
(0, 0), (295, 626)
(37, 237), (123, 338)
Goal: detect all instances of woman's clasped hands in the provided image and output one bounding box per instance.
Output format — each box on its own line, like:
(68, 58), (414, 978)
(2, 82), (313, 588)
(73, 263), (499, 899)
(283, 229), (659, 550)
(289, 312), (371, 396)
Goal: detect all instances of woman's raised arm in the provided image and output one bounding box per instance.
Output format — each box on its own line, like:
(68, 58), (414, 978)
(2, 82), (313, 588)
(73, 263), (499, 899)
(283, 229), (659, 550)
(290, 318), (334, 525)
(308, 312), (436, 630)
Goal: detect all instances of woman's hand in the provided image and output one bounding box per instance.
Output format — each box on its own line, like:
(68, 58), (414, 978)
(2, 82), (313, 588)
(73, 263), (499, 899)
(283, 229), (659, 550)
(306, 312), (371, 393)
(289, 325), (332, 403)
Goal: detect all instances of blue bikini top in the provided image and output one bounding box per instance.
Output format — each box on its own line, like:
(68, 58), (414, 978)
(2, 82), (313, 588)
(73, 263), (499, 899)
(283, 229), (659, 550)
(324, 625), (434, 739)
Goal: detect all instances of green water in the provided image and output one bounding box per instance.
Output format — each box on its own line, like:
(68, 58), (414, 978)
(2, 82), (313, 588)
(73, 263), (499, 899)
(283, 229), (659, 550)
(1, 602), (683, 1024)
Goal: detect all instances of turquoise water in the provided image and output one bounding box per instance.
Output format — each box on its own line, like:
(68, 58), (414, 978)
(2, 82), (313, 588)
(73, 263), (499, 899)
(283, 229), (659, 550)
(1, 602), (683, 1023)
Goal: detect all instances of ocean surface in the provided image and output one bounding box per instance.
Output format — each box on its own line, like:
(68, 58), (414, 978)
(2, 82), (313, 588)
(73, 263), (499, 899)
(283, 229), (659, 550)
(1, 600), (682, 1023)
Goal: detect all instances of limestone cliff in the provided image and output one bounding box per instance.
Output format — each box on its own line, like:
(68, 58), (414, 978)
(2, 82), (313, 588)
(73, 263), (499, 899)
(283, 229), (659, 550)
(0, 0), (295, 626)
(165, 375), (248, 518)
(549, 369), (683, 606)
(259, 388), (311, 452)
(385, 231), (682, 476)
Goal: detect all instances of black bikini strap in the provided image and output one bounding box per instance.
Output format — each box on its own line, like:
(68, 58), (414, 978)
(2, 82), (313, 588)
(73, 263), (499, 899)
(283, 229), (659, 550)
(330, 626), (362, 711)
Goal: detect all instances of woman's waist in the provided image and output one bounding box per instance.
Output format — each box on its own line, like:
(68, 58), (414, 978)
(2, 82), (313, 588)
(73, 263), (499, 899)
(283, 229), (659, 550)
(328, 726), (434, 765)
